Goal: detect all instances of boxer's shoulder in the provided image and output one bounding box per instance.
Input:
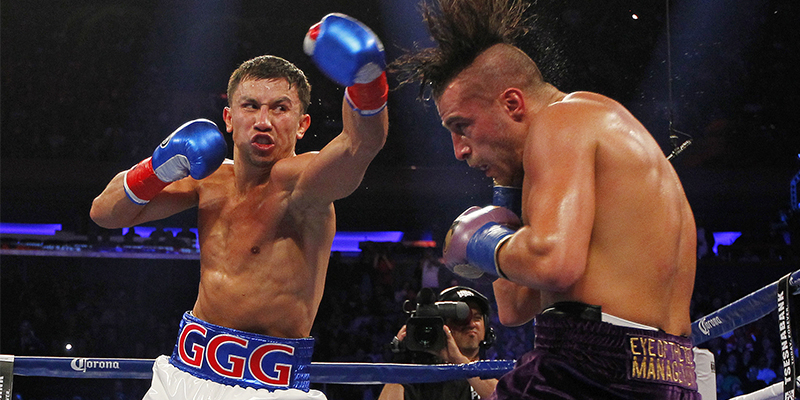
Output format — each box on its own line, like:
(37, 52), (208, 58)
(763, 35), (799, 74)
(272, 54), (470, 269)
(270, 152), (315, 179)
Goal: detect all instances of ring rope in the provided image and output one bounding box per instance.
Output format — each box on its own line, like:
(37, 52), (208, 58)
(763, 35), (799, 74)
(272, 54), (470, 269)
(691, 269), (799, 344)
(729, 381), (789, 400)
(6, 357), (515, 384)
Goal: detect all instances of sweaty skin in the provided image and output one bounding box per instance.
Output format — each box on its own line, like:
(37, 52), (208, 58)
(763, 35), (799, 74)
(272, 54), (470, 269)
(91, 77), (387, 338)
(437, 44), (696, 336)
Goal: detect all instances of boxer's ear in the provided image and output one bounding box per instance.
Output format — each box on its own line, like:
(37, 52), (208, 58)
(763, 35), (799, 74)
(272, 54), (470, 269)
(500, 88), (525, 122)
(296, 114), (310, 140)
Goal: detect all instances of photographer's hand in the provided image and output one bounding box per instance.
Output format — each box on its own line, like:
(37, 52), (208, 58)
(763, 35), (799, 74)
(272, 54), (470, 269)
(395, 325), (407, 342)
(386, 324), (497, 399)
(440, 325), (499, 399)
(438, 325), (470, 364)
(389, 325), (409, 354)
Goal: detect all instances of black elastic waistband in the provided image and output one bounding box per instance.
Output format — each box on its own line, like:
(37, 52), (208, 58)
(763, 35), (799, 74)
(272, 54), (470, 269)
(541, 301), (602, 321)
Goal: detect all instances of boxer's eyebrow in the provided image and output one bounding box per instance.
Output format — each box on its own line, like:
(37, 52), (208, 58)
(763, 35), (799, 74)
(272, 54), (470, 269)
(442, 115), (469, 133)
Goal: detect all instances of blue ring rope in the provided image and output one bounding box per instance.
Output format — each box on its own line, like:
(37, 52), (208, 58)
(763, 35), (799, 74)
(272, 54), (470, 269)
(691, 269), (799, 344)
(10, 357), (515, 384)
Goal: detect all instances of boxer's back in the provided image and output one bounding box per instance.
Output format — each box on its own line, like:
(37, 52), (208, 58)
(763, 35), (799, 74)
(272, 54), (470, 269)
(550, 92), (696, 336)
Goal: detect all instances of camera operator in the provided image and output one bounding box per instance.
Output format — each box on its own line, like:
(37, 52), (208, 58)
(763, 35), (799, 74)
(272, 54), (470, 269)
(378, 286), (498, 400)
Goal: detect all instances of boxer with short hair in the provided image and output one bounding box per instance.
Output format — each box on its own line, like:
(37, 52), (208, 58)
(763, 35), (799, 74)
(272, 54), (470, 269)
(391, 0), (699, 398)
(90, 14), (388, 399)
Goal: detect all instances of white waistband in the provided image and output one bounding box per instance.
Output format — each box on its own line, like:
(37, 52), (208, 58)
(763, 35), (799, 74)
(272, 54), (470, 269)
(601, 312), (658, 331)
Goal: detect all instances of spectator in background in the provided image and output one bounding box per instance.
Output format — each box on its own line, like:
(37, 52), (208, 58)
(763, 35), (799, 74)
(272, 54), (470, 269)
(174, 227), (197, 249)
(419, 248), (442, 290)
(13, 320), (46, 356)
(697, 225), (715, 260)
(755, 354), (777, 386)
(122, 227), (140, 244)
(741, 365), (767, 394)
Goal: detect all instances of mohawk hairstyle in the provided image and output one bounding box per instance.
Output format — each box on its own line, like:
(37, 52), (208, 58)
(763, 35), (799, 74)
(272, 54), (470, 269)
(390, 0), (530, 100)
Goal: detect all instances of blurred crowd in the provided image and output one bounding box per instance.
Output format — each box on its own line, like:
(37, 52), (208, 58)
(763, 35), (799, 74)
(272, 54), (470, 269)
(4, 232), (796, 400)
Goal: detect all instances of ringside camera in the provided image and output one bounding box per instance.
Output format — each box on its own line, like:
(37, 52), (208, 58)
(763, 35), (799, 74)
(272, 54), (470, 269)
(402, 287), (469, 352)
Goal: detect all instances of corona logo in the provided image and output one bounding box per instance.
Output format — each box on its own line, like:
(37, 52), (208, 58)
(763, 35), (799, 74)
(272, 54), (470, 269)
(70, 358), (121, 372)
(698, 316), (723, 335)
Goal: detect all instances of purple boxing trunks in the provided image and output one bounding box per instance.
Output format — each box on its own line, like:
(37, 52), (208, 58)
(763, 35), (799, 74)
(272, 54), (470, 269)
(491, 303), (701, 400)
(169, 312), (315, 391)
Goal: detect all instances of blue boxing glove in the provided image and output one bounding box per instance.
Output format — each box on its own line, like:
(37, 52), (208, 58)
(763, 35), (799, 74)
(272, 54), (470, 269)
(443, 206), (521, 281)
(304, 13), (388, 116)
(124, 119), (227, 205)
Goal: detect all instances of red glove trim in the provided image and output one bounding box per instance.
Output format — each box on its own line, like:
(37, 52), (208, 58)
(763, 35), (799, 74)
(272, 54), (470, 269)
(307, 22), (321, 41)
(345, 72), (388, 115)
(124, 157), (170, 204)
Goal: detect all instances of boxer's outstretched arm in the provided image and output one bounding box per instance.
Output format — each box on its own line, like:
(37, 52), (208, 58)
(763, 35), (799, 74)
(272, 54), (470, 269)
(292, 100), (387, 207)
(292, 14), (389, 206)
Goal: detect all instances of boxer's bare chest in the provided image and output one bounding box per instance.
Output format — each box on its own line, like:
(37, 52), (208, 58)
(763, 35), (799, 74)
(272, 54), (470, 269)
(196, 180), (298, 259)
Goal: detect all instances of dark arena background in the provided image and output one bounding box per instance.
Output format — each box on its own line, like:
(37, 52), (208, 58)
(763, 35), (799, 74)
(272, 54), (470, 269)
(2, 0), (799, 399)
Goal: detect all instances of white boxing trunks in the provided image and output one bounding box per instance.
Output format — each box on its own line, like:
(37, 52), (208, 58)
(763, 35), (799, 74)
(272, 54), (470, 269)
(143, 312), (327, 400)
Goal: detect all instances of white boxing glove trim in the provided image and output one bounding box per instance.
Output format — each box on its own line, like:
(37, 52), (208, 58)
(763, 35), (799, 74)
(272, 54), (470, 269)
(495, 234), (513, 279)
(122, 169), (149, 205)
(303, 32), (316, 56)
